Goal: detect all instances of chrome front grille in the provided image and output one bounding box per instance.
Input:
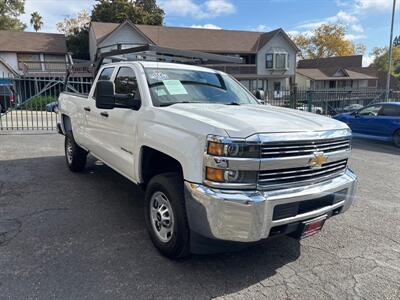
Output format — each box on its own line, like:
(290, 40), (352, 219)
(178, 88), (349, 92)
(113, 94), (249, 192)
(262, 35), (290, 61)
(261, 138), (351, 158)
(258, 159), (348, 188)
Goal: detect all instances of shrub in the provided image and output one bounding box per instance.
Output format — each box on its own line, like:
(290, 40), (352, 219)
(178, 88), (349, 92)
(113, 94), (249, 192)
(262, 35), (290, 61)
(20, 96), (56, 111)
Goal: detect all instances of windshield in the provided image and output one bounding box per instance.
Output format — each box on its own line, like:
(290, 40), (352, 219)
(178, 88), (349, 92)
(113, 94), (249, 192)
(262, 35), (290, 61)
(144, 67), (259, 106)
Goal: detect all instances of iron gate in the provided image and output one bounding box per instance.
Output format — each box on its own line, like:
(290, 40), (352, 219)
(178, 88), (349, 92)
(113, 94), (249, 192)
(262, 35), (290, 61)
(0, 75), (92, 131)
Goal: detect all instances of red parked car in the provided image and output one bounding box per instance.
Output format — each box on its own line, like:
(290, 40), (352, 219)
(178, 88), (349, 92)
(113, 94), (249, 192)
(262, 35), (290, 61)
(0, 85), (15, 113)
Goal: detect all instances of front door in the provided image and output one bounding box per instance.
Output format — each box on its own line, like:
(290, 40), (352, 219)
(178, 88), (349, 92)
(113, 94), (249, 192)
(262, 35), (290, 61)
(350, 104), (383, 136)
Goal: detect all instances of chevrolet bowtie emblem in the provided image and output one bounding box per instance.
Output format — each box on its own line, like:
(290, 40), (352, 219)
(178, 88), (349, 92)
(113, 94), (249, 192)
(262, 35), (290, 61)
(309, 152), (328, 168)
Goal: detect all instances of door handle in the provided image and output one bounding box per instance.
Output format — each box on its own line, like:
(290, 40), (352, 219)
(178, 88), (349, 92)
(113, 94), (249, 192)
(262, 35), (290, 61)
(83, 107), (91, 112)
(100, 111), (109, 117)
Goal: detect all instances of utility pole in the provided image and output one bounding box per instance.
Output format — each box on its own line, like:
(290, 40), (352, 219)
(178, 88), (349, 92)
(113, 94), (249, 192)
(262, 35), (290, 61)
(386, 0), (397, 101)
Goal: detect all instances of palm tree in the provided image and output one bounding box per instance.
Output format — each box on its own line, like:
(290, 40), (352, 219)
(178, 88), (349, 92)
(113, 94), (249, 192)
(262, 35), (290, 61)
(30, 12), (43, 32)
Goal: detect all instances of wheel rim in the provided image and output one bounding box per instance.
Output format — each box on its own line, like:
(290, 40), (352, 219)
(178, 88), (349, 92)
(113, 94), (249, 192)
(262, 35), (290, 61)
(66, 138), (73, 164)
(150, 191), (174, 243)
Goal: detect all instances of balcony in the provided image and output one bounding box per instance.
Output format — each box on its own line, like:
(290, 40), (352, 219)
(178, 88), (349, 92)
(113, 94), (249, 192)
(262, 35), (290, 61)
(18, 61), (68, 75)
(202, 64), (257, 75)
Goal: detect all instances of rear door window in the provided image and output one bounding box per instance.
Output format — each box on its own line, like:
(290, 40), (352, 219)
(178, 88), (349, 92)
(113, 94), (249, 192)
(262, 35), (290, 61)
(93, 67), (115, 100)
(98, 67), (114, 80)
(379, 105), (400, 117)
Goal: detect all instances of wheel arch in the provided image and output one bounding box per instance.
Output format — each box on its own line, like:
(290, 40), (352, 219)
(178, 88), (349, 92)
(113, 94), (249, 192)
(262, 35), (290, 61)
(139, 146), (184, 187)
(61, 114), (72, 134)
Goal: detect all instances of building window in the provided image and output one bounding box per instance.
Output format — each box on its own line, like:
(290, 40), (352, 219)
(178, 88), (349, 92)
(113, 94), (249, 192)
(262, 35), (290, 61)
(44, 54), (66, 71)
(266, 54), (273, 69)
(265, 53), (288, 70)
(275, 53), (287, 69)
(17, 53), (41, 71)
(329, 80), (336, 89)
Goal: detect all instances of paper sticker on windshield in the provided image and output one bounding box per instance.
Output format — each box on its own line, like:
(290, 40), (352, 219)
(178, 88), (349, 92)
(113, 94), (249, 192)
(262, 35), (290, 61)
(163, 80), (188, 95)
(150, 71), (168, 81)
(155, 88), (167, 96)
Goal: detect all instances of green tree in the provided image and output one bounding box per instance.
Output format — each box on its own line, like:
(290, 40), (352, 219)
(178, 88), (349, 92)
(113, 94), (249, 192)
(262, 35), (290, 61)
(372, 46), (400, 88)
(30, 11), (43, 32)
(0, 0), (26, 31)
(291, 23), (365, 59)
(91, 0), (164, 25)
(372, 46), (400, 73)
(66, 27), (90, 60)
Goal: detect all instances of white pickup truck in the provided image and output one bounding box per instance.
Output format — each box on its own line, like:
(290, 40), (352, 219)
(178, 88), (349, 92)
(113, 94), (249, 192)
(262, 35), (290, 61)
(58, 61), (357, 258)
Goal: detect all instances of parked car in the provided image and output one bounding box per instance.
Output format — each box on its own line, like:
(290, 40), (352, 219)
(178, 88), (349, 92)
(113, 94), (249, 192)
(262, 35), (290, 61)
(46, 101), (59, 113)
(0, 85), (15, 113)
(333, 102), (400, 147)
(342, 103), (363, 112)
(297, 105), (323, 114)
(58, 61), (357, 258)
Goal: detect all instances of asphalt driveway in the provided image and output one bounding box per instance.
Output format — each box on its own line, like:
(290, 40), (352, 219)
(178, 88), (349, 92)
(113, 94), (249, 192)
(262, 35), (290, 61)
(0, 133), (399, 299)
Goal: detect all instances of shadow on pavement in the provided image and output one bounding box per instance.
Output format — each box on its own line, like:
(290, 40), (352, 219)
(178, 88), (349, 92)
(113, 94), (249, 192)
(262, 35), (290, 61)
(0, 155), (300, 299)
(351, 137), (400, 155)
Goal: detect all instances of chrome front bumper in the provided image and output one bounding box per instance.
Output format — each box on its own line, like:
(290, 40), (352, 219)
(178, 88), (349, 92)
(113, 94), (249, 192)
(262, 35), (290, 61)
(184, 169), (357, 242)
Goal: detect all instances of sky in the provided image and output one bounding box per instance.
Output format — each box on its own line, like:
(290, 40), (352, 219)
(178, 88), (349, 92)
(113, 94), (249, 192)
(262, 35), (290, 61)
(20, 0), (397, 66)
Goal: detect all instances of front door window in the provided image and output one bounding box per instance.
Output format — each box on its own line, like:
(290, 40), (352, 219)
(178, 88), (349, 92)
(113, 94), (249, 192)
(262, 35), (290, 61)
(358, 105), (382, 116)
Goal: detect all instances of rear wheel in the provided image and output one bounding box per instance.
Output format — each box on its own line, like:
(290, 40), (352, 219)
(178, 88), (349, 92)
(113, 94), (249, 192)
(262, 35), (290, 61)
(144, 173), (190, 259)
(65, 132), (87, 172)
(394, 130), (400, 148)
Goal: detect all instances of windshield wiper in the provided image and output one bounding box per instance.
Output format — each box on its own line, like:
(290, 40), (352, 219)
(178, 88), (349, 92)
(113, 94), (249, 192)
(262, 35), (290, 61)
(226, 102), (240, 106)
(159, 101), (191, 107)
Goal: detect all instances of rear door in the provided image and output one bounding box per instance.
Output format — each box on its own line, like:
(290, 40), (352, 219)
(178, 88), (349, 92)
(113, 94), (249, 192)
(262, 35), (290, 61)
(84, 67), (116, 153)
(376, 104), (400, 138)
(90, 66), (141, 180)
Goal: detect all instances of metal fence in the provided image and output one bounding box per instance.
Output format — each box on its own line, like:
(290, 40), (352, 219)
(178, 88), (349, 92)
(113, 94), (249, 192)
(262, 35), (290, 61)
(0, 74), (398, 131)
(265, 88), (399, 115)
(0, 75), (92, 131)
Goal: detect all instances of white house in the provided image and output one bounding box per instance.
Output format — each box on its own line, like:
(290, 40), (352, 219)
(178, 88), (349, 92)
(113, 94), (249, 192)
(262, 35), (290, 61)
(89, 21), (299, 93)
(0, 31), (69, 78)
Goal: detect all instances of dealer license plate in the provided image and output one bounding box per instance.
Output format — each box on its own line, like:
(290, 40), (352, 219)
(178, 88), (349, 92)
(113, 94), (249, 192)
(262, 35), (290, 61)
(300, 215), (327, 239)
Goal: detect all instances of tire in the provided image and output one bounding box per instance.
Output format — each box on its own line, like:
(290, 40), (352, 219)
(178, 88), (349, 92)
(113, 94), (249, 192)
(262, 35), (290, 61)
(394, 130), (400, 148)
(144, 173), (190, 259)
(65, 131), (87, 172)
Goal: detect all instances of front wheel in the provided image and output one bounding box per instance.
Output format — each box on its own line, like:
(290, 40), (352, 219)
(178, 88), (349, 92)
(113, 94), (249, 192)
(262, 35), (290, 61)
(65, 132), (87, 172)
(394, 130), (400, 148)
(144, 173), (190, 259)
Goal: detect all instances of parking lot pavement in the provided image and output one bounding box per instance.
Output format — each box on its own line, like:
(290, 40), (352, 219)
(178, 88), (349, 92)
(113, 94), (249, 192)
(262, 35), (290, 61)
(0, 133), (399, 300)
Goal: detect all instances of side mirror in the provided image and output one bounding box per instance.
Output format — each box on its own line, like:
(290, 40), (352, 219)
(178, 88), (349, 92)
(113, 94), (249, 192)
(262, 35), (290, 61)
(96, 80), (115, 109)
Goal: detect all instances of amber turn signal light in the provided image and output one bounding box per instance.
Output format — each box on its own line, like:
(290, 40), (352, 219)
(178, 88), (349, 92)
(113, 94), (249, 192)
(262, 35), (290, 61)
(207, 141), (224, 156)
(206, 167), (224, 182)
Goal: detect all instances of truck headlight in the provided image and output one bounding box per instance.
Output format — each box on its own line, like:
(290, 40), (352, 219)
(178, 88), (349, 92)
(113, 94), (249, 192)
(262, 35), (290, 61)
(204, 135), (260, 189)
(206, 167), (258, 184)
(207, 138), (260, 158)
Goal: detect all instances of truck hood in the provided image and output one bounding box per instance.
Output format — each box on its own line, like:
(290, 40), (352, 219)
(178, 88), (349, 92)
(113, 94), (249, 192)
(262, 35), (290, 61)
(165, 104), (349, 138)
